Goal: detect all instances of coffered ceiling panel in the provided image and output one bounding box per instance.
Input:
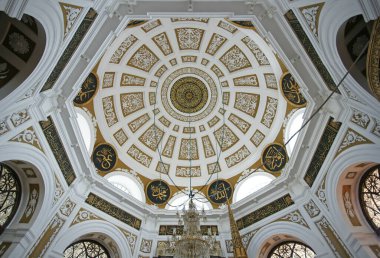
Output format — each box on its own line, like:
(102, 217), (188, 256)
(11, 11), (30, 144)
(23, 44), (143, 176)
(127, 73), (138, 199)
(93, 18), (288, 187)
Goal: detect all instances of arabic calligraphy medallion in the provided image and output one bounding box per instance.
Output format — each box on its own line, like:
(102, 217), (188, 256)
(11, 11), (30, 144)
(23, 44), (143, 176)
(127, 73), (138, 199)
(262, 143), (288, 172)
(146, 180), (171, 204)
(280, 72), (307, 107)
(74, 73), (98, 105)
(207, 180), (233, 204)
(92, 143), (117, 172)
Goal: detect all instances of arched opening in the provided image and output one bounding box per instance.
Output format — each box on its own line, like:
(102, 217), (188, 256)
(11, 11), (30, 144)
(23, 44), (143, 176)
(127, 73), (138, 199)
(233, 171), (275, 203)
(0, 162), (21, 235)
(75, 108), (96, 153)
(284, 108), (305, 156)
(359, 165), (380, 235)
(268, 241), (316, 258)
(0, 142), (58, 258)
(336, 15), (373, 94)
(0, 11), (46, 100)
(105, 172), (145, 202)
(64, 239), (110, 258)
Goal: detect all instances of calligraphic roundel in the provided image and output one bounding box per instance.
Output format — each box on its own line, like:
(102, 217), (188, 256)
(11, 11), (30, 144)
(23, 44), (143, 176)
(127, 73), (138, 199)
(207, 180), (233, 204)
(74, 73), (98, 105)
(146, 180), (171, 205)
(92, 143), (117, 172)
(280, 72), (307, 107)
(262, 143), (288, 172)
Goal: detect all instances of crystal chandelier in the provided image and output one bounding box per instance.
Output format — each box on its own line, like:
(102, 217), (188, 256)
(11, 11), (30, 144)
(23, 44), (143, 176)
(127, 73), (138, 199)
(165, 198), (219, 258)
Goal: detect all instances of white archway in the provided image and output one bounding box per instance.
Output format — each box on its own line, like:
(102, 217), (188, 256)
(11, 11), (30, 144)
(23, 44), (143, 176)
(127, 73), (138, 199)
(104, 171), (146, 203)
(49, 220), (133, 258)
(233, 171), (275, 203)
(247, 222), (331, 258)
(325, 145), (380, 230)
(0, 0), (64, 104)
(318, 0), (376, 102)
(0, 142), (56, 255)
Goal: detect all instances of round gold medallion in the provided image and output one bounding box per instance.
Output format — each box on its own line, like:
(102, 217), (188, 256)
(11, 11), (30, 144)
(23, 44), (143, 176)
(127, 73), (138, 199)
(170, 77), (208, 114)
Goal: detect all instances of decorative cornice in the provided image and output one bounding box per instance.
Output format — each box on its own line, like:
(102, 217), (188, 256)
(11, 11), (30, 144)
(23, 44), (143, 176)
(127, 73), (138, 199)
(41, 8), (97, 92)
(236, 194), (294, 230)
(284, 10), (339, 93)
(39, 116), (76, 185)
(85, 193), (142, 230)
(304, 117), (341, 187)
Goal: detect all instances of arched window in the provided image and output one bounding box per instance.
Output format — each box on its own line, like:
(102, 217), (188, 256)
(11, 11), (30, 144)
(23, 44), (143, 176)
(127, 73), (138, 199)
(233, 171), (274, 203)
(106, 174), (144, 202)
(285, 108), (305, 155)
(359, 165), (380, 235)
(0, 163), (21, 234)
(76, 112), (92, 152)
(268, 241), (316, 258)
(75, 109), (96, 153)
(64, 240), (110, 258)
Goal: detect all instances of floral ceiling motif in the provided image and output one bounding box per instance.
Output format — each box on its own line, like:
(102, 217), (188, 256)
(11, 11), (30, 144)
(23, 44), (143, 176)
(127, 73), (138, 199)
(89, 18), (292, 188)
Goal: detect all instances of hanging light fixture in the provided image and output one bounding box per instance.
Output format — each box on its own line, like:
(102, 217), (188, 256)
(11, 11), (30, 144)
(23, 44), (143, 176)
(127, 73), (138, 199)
(165, 198), (218, 258)
(162, 108), (221, 257)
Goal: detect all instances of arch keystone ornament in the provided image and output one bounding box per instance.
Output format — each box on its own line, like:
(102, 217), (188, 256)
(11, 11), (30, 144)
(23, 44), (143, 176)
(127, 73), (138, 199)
(92, 143), (117, 172)
(262, 143), (288, 172)
(146, 180), (171, 205)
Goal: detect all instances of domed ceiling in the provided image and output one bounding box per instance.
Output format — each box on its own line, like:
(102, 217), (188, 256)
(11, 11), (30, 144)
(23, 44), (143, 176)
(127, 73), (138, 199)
(74, 18), (307, 207)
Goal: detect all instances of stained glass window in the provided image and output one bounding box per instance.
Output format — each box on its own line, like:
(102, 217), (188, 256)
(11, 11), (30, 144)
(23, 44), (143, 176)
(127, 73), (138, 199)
(64, 240), (110, 258)
(0, 163), (21, 234)
(359, 165), (380, 235)
(268, 241), (316, 258)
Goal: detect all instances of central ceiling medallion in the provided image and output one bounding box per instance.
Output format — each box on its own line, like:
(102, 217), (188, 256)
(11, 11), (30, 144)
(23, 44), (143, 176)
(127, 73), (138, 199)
(161, 67), (217, 122)
(170, 76), (208, 114)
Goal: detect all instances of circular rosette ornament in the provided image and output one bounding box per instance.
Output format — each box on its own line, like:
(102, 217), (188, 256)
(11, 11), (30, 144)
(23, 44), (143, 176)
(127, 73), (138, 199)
(262, 143), (288, 172)
(146, 180), (171, 205)
(280, 72), (307, 107)
(74, 73), (98, 105)
(92, 143), (117, 172)
(207, 180), (233, 204)
(170, 76), (208, 113)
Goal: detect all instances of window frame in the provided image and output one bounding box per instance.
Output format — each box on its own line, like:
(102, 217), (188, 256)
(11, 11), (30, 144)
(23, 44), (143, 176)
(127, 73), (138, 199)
(0, 163), (21, 235)
(358, 165), (380, 235)
(63, 239), (110, 258)
(268, 240), (316, 258)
